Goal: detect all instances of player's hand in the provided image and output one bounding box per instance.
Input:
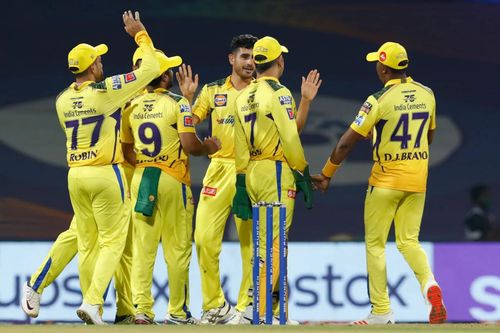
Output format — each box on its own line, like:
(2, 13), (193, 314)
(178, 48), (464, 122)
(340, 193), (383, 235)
(311, 174), (330, 193)
(301, 69), (322, 102)
(204, 136), (221, 154)
(176, 64), (199, 103)
(123, 10), (146, 38)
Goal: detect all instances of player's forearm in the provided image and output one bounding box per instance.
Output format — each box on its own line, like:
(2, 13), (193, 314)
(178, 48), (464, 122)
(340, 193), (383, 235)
(181, 133), (212, 156)
(184, 140), (207, 156)
(328, 129), (361, 165)
(296, 98), (311, 133)
(282, 136), (308, 172)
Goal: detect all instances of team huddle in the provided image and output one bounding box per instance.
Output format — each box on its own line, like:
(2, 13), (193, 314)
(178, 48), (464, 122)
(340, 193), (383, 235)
(21, 11), (447, 325)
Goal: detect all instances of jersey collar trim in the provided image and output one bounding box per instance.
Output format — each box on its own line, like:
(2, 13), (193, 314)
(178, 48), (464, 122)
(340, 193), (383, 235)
(384, 76), (413, 87)
(70, 81), (93, 91)
(224, 76), (233, 90)
(153, 88), (168, 94)
(255, 76), (280, 83)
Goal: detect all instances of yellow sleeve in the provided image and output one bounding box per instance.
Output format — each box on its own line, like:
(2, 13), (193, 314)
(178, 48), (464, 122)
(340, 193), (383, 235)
(120, 102), (134, 144)
(177, 97), (196, 133)
(102, 32), (160, 111)
(234, 99), (250, 174)
(192, 84), (211, 121)
(349, 95), (380, 137)
(271, 88), (307, 172)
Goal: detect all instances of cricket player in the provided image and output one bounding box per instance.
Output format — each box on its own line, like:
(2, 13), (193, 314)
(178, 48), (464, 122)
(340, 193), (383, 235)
(233, 36), (314, 323)
(55, 11), (160, 324)
(176, 34), (321, 324)
(312, 42), (447, 325)
(20, 46), (152, 326)
(121, 51), (221, 325)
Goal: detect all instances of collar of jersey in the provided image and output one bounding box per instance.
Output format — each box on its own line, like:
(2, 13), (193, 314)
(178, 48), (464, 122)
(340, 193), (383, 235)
(224, 76), (234, 89)
(255, 76), (280, 83)
(70, 81), (93, 91)
(384, 76), (413, 87)
(152, 87), (168, 94)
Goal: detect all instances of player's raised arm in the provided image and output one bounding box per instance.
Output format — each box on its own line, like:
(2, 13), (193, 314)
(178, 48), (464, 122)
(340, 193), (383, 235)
(176, 64), (200, 106)
(189, 83), (212, 126)
(296, 69), (322, 133)
(102, 10), (160, 110)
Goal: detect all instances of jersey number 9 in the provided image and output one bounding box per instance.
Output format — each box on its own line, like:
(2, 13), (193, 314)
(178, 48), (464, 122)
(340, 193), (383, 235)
(138, 122), (162, 157)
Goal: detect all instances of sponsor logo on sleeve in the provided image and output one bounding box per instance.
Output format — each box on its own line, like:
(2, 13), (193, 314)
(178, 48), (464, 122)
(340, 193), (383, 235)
(214, 94), (227, 107)
(184, 115), (194, 127)
(123, 72), (137, 83)
(202, 186), (217, 196)
(354, 114), (365, 126)
(279, 95), (292, 105)
(287, 189), (296, 199)
(360, 101), (373, 114)
(180, 104), (191, 113)
(286, 107), (295, 120)
(111, 75), (122, 90)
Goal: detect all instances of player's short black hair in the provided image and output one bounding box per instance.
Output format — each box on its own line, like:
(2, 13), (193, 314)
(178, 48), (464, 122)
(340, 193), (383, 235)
(255, 57), (277, 74)
(230, 34), (258, 53)
(386, 61), (408, 75)
(470, 185), (489, 202)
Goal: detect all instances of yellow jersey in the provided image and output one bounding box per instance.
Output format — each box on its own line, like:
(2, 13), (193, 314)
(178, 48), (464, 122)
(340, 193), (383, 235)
(192, 76), (240, 159)
(234, 76), (307, 174)
(350, 77), (436, 192)
(121, 88), (195, 185)
(56, 40), (160, 167)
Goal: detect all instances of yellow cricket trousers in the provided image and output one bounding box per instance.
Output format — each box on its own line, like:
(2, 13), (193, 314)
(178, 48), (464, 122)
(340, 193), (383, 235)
(30, 163), (135, 316)
(68, 164), (131, 306)
(365, 186), (434, 314)
(194, 158), (252, 312)
(131, 168), (194, 319)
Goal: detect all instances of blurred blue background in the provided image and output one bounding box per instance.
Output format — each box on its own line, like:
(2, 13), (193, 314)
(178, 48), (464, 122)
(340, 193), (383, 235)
(1, 0), (499, 242)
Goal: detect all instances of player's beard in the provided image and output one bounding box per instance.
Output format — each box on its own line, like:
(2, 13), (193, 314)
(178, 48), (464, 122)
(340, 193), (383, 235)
(236, 65), (255, 80)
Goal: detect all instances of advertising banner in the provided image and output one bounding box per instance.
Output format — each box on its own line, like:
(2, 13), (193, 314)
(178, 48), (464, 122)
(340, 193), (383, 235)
(434, 243), (500, 322)
(0, 242), (432, 323)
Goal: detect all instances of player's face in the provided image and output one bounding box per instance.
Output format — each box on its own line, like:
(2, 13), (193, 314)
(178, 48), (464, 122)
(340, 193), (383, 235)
(230, 47), (255, 79)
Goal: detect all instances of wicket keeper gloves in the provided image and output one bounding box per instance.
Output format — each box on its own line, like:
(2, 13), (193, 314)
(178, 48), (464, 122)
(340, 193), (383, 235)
(232, 174), (252, 220)
(293, 165), (313, 209)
